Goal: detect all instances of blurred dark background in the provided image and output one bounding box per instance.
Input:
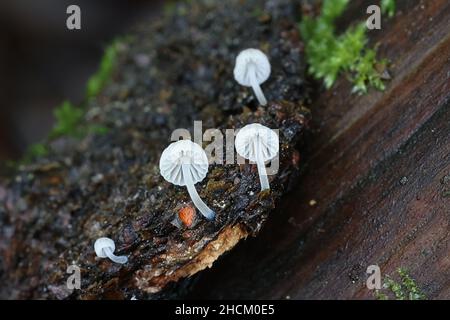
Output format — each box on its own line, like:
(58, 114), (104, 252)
(0, 0), (164, 162)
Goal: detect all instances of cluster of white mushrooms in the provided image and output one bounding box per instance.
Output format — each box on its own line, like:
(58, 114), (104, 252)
(95, 48), (279, 265)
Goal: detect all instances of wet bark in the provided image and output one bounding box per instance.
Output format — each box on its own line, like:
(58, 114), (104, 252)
(0, 0), (310, 299)
(1, 0), (449, 300)
(187, 0), (450, 300)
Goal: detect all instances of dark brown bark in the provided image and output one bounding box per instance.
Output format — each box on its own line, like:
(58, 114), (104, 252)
(188, 0), (450, 299)
(1, 0), (449, 300)
(0, 0), (310, 299)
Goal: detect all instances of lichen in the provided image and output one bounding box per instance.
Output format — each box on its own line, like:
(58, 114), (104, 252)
(299, 0), (390, 94)
(375, 268), (426, 300)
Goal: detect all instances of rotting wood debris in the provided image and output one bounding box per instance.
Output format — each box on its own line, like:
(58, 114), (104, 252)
(0, 0), (311, 299)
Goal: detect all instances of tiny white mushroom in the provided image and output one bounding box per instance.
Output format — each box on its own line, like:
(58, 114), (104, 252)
(94, 237), (128, 264)
(235, 123), (279, 191)
(233, 48), (271, 106)
(159, 140), (215, 220)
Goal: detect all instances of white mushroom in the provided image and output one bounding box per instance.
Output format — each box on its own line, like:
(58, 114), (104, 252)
(94, 237), (128, 264)
(233, 48), (271, 106)
(159, 140), (215, 220)
(235, 123), (279, 191)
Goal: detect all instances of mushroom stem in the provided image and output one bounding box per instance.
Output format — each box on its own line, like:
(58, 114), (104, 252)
(248, 63), (267, 106)
(254, 138), (270, 191)
(103, 247), (128, 264)
(182, 164), (215, 220)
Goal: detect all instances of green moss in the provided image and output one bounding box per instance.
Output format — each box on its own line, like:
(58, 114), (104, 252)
(23, 143), (49, 163)
(164, 0), (191, 17)
(375, 291), (389, 300)
(251, 7), (264, 18)
(381, 0), (396, 18)
(19, 101), (108, 164)
(18, 38), (118, 164)
(86, 41), (119, 98)
(352, 45), (387, 93)
(376, 268), (426, 300)
(398, 268), (426, 300)
(50, 100), (109, 139)
(50, 101), (84, 138)
(49, 40), (120, 140)
(384, 276), (407, 300)
(321, 0), (348, 22)
(299, 0), (389, 94)
(87, 124), (110, 135)
(164, 1), (176, 16)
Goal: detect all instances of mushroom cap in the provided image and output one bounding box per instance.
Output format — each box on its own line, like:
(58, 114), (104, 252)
(159, 140), (209, 186)
(233, 48), (271, 87)
(235, 123), (279, 162)
(94, 237), (115, 258)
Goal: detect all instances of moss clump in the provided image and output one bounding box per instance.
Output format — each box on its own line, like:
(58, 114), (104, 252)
(86, 41), (119, 98)
(50, 101), (109, 139)
(381, 0), (396, 18)
(20, 39), (119, 163)
(300, 0), (390, 94)
(23, 101), (108, 163)
(23, 143), (49, 163)
(50, 101), (84, 138)
(397, 268), (426, 300)
(376, 268), (426, 300)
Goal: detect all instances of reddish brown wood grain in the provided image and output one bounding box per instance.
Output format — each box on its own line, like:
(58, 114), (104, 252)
(188, 0), (450, 299)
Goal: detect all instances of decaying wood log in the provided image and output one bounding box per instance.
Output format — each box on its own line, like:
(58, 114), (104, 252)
(2, 0), (449, 300)
(187, 0), (450, 299)
(0, 0), (311, 299)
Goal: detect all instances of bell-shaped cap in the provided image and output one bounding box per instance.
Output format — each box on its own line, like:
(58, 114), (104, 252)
(235, 123), (279, 162)
(159, 140), (209, 186)
(233, 48), (271, 87)
(94, 237), (115, 258)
